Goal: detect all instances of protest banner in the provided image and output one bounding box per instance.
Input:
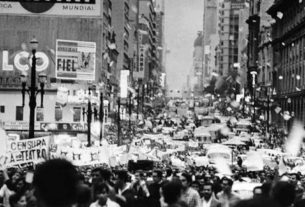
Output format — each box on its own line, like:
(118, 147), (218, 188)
(6, 136), (50, 166)
(52, 145), (110, 166)
(0, 128), (8, 168)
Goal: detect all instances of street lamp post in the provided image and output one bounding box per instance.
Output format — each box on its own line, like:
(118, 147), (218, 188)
(83, 88), (93, 147)
(20, 38), (46, 139)
(117, 98), (121, 146)
(99, 92), (104, 145)
(136, 86), (139, 119)
(128, 92), (132, 134)
(142, 84), (145, 112)
(287, 97), (292, 132)
(266, 91), (270, 135)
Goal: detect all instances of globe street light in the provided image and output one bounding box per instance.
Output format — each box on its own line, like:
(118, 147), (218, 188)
(20, 38), (47, 138)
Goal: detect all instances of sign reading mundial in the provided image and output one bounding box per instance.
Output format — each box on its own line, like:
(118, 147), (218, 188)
(0, 0), (101, 17)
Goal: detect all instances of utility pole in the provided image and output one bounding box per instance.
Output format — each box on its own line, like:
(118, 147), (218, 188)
(267, 91), (270, 135)
(117, 98), (121, 146)
(99, 92), (104, 145)
(142, 84), (145, 113)
(128, 92), (132, 133)
(136, 86), (139, 119)
(83, 88), (93, 147)
(28, 47), (37, 139)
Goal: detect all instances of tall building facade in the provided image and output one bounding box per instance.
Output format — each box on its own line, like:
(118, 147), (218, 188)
(0, 1), (116, 138)
(268, 0), (305, 127)
(256, 0), (274, 90)
(218, 0), (246, 77)
(112, 0), (132, 73)
(132, 0), (159, 95)
(238, 6), (249, 92)
(192, 31), (204, 96)
(155, 0), (165, 94)
(203, 0), (219, 81)
(246, 0), (260, 96)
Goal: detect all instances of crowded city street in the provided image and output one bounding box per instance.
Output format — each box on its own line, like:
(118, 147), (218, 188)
(1, 0), (305, 207)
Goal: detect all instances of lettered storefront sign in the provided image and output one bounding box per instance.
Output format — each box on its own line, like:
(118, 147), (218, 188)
(2, 50), (49, 72)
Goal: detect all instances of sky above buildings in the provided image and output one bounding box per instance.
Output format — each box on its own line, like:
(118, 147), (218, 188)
(164, 0), (203, 95)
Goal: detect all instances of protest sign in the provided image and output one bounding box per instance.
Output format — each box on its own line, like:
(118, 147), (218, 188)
(0, 128), (8, 168)
(6, 136), (50, 166)
(52, 145), (110, 166)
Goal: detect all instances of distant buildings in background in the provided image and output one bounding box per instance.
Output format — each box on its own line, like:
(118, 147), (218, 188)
(186, 0), (248, 98)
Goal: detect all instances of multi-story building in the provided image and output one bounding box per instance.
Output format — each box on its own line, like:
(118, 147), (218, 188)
(102, 0), (119, 111)
(268, 0), (305, 128)
(203, 0), (219, 81)
(246, 0), (260, 96)
(0, 1), (116, 138)
(192, 31), (204, 96)
(218, 0), (246, 77)
(238, 6), (249, 92)
(112, 0), (132, 72)
(138, 0), (158, 93)
(257, 0), (274, 90)
(155, 0), (165, 94)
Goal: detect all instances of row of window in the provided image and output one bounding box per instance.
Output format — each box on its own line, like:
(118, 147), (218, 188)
(280, 35), (305, 93)
(0, 106), (82, 122)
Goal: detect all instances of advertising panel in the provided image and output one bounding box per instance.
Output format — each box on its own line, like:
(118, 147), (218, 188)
(56, 39), (96, 81)
(40, 122), (88, 132)
(4, 121), (40, 131)
(0, 0), (101, 17)
(0, 49), (51, 87)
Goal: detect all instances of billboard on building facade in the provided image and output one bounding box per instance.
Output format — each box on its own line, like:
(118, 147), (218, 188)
(0, 0), (101, 17)
(0, 48), (51, 88)
(55, 39), (96, 81)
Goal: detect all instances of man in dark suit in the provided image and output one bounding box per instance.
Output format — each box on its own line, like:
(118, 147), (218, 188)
(201, 182), (221, 207)
(148, 170), (163, 207)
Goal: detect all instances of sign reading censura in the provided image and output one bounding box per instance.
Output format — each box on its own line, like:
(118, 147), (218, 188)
(55, 39), (96, 81)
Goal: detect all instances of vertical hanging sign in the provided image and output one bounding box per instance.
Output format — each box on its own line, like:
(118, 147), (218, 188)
(120, 70), (130, 98)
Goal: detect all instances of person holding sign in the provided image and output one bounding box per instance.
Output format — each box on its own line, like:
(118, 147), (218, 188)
(0, 169), (21, 207)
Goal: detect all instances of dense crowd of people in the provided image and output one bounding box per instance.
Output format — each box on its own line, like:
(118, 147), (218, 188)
(0, 99), (303, 207)
(0, 158), (305, 207)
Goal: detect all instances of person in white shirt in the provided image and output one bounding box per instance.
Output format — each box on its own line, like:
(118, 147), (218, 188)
(201, 182), (221, 207)
(180, 172), (201, 207)
(90, 183), (120, 207)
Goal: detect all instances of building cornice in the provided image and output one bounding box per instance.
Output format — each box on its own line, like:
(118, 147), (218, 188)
(277, 89), (305, 98)
(267, 0), (286, 16)
(267, 0), (297, 17)
(272, 20), (305, 46)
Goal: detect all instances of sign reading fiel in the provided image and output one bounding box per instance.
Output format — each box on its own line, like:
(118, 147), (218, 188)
(56, 39), (96, 81)
(0, 0), (100, 17)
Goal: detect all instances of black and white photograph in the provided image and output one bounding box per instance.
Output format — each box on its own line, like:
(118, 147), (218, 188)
(0, 0), (305, 207)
